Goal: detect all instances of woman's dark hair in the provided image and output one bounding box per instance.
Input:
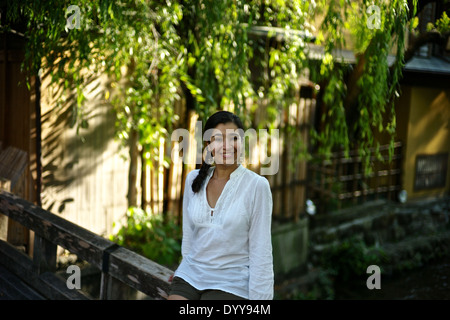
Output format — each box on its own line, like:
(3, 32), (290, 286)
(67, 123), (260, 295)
(191, 111), (244, 193)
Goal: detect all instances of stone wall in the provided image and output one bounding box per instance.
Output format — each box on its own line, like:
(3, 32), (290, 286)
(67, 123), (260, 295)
(309, 196), (450, 270)
(272, 218), (308, 279)
(275, 196), (450, 299)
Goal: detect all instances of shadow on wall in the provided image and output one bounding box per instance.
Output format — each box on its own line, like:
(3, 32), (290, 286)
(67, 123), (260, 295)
(40, 70), (119, 215)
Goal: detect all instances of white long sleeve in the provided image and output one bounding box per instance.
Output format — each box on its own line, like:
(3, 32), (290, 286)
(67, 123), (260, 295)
(180, 171), (195, 258)
(174, 165), (274, 300)
(248, 177), (274, 299)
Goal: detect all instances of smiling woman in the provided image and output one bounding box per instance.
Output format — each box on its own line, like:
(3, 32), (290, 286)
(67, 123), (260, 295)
(205, 123), (243, 166)
(168, 111), (274, 300)
(192, 111), (245, 193)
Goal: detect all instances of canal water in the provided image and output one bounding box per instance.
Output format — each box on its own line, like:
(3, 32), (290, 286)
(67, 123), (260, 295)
(335, 255), (450, 300)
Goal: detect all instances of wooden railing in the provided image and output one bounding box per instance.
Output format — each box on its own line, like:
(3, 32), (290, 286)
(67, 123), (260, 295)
(307, 142), (403, 213)
(0, 190), (172, 300)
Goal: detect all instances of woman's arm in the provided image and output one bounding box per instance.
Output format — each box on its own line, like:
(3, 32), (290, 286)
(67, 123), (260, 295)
(181, 171), (195, 257)
(248, 177), (274, 300)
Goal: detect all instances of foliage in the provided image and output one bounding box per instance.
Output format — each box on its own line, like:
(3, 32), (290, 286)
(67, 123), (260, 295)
(429, 11), (450, 34)
(320, 236), (386, 284)
(110, 207), (182, 268)
(310, 0), (413, 166)
(3, 0), (184, 159)
(177, 0), (313, 128)
(3, 0), (449, 195)
(290, 269), (336, 300)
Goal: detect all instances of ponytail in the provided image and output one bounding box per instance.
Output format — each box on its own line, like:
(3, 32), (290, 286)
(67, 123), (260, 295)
(192, 161), (211, 193)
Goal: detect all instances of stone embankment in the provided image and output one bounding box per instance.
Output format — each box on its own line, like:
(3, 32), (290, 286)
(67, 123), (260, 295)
(275, 196), (450, 299)
(309, 197), (450, 272)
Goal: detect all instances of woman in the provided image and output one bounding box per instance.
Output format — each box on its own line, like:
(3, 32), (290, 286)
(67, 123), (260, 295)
(168, 111), (274, 300)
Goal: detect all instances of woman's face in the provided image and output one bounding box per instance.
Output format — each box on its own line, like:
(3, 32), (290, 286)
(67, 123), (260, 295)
(208, 122), (242, 166)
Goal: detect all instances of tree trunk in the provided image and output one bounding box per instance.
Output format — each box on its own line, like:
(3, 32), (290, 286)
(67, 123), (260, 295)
(122, 58), (138, 208)
(127, 127), (139, 208)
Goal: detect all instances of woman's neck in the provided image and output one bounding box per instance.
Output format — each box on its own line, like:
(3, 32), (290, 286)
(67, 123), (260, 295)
(213, 163), (239, 180)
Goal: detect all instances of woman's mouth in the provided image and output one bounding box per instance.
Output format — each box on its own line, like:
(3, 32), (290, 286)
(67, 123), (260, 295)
(216, 151), (236, 162)
(221, 153), (233, 158)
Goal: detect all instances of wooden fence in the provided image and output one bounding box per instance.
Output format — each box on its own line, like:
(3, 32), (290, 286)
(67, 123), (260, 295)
(144, 84), (317, 224)
(0, 190), (172, 299)
(267, 85), (316, 222)
(307, 142), (403, 214)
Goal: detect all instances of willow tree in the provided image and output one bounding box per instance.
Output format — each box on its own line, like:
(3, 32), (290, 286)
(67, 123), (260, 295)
(311, 0), (450, 167)
(2, 0), (449, 207)
(3, 0), (186, 207)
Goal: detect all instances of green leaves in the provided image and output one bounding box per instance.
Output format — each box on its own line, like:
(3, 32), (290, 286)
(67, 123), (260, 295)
(309, 0), (415, 172)
(110, 207), (182, 268)
(3, 0), (420, 173)
(320, 236), (386, 284)
(432, 11), (450, 34)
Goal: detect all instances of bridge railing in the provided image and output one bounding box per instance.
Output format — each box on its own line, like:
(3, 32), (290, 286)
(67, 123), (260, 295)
(0, 190), (172, 300)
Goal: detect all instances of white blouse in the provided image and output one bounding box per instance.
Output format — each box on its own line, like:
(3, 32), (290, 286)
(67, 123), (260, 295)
(173, 164), (274, 300)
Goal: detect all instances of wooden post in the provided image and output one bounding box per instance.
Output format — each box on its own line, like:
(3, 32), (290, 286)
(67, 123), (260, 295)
(337, 157), (343, 210)
(387, 151), (393, 201)
(99, 273), (133, 300)
(0, 177), (11, 241)
(352, 156), (358, 206)
(33, 234), (56, 274)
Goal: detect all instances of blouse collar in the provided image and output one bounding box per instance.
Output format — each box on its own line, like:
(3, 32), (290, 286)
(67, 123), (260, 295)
(207, 164), (245, 180)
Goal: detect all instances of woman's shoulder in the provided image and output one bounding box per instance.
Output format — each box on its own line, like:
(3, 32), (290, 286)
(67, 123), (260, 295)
(241, 166), (271, 188)
(186, 169), (200, 181)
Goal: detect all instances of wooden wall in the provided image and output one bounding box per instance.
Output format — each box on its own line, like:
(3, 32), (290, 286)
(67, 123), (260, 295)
(39, 71), (129, 238)
(0, 34), (38, 205)
(0, 33), (38, 252)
